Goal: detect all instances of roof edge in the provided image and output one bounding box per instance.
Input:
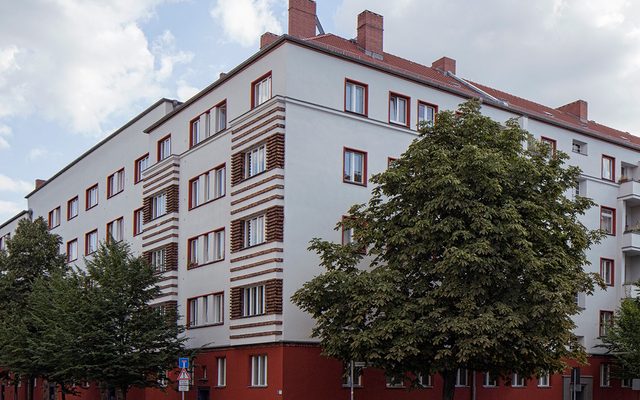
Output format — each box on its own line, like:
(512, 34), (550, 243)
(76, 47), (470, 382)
(0, 210), (31, 231)
(25, 98), (180, 199)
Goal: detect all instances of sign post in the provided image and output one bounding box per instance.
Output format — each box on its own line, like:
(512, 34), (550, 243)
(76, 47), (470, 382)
(178, 358), (191, 400)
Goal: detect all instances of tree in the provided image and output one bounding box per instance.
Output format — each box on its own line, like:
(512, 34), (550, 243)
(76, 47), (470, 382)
(81, 241), (186, 400)
(0, 217), (67, 400)
(293, 100), (602, 400)
(600, 283), (640, 381)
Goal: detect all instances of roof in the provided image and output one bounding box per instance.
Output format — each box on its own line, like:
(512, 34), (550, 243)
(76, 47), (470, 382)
(25, 98), (181, 199)
(0, 210), (30, 231)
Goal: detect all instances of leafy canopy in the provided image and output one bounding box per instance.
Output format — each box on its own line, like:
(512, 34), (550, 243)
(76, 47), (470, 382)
(293, 99), (601, 398)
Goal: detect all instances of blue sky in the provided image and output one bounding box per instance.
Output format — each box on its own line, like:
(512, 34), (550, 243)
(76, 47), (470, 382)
(2, 0), (640, 222)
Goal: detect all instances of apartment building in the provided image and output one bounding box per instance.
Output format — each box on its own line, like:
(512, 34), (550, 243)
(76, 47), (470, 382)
(1, 1), (639, 399)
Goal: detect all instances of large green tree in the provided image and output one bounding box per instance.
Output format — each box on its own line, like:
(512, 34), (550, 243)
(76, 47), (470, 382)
(0, 217), (67, 400)
(600, 283), (640, 381)
(293, 100), (601, 400)
(81, 241), (186, 400)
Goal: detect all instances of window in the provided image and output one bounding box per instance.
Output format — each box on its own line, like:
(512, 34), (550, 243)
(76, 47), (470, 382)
(245, 215), (265, 248)
(208, 101), (227, 134)
(250, 355), (268, 387)
(600, 258), (614, 286)
(418, 101), (437, 128)
(343, 148), (367, 185)
(600, 207), (616, 235)
(133, 208), (143, 236)
(85, 230), (98, 255)
(86, 184), (98, 210)
(134, 154), (149, 184)
(622, 378), (632, 388)
(574, 179), (585, 198)
(600, 363), (610, 387)
(456, 369), (469, 387)
(66, 239), (78, 262)
(572, 139), (587, 155)
(216, 358), (226, 387)
(157, 135), (171, 161)
(600, 311), (613, 337)
(483, 372), (497, 387)
(190, 118), (201, 147)
(246, 145), (266, 178)
(0, 234), (8, 252)
(575, 292), (586, 309)
(386, 375), (404, 388)
(189, 229), (226, 267)
(188, 293), (223, 327)
(342, 364), (363, 387)
(242, 284), (265, 317)
(512, 373), (526, 387)
(541, 137), (557, 156)
(252, 73), (272, 108)
(389, 93), (409, 126)
(152, 193), (167, 219)
(151, 248), (166, 272)
(189, 165), (226, 209)
(106, 217), (124, 243)
(189, 178), (200, 209)
(107, 169), (125, 197)
(67, 197), (79, 220)
(48, 207), (61, 229)
(602, 155), (615, 181)
(538, 373), (550, 387)
(418, 374), (432, 388)
(345, 79), (367, 115)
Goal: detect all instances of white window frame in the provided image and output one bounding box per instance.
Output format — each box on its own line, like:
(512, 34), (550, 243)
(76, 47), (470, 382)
(389, 94), (408, 125)
(418, 102), (436, 127)
(136, 155), (149, 182)
(190, 179), (200, 208)
(600, 207), (615, 235)
(86, 231), (98, 255)
(345, 80), (366, 115)
(213, 102), (227, 133)
(191, 118), (201, 146)
(189, 297), (198, 327)
(152, 193), (167, 219)
(483, 372), (497, 387)
(159, 137), (171, 161)
(242, 285), (265, 317)
(342, 364), (363, 387)
(107, 218), (124, 243)
(134, 208), (143, 236)
(189, 237), (198, 266)
(214, 166), (225, 198)
(67, 240), (78, 262)
(216, 357), (226, 387)
(245, 215), (265, 248)
(49, 207), (61, 229)
(512, 373), (525, 387)
(250, 355), (268, 387)
(87, 185), (98, 209)
(253, 75), (272, 107)
(538, 372), (550, 387)
(600, 363), (610, 387)
(600, 311), (613, 337)
(602, 155), (614, 181)
(108, 169), (125, 197)
(151, 248), (166, 272)
(418, 373), (432, 388)
(601, 259), (614, 286)
(455, 369), (469, 387)
(385, 374), (404, 388)
(68, 197), (78, 219)
(246, 145), (266, 178)
(344, 149), (366, 184)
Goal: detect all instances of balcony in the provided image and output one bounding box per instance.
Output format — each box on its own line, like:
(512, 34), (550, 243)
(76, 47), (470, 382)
(619, 179), (640, 201)
(622, 230), (640, 255)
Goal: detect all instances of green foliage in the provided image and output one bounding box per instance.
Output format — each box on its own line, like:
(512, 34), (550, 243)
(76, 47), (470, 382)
(601, 283), (640, 379)
(293, 99), (601, 399)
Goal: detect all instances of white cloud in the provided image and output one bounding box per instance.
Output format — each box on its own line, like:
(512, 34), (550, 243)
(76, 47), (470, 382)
(333, 0), (640, 134)
(0, 124), (10, 150)
(210, 0), (284, 47)
(0, 1), (193, 135)
(0, 174), (32, 193)
(0, 200), (23, 221)
(176, 80), (200, 101)
(27, 147), (47, 162)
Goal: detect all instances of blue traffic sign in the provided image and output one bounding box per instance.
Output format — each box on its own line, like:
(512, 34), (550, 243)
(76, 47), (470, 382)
(179, 357), (189, 369)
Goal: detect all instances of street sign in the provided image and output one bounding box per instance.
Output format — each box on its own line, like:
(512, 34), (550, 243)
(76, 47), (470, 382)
(178, 357), (189, 369)
(178, 368), (191, 381)
(178, 381), (189, 392)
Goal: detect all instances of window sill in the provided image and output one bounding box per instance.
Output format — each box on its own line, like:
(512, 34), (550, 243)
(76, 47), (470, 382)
(107, 190), (123, 199)
(48, 225), (60, 230)
(341, 385), (363, 389)
(343, 179), (367, 187)
(249, 385), (268, 389)
(150, 213), (168, 221)
(389, 120), (409, 128)
(235, 313), (267, 320)
(187, 322), (223, 330)
(345, 109), (368, 118)
(537, 385), (551, 388)
(214, 385), (226, 389)
(238, 242), (267, 253)
(187, 258), (225, 270)
(67, 215), (78, 221)
(572, 150), (587, 156)
(483, 385), (497, 388)
(189, 195), (225, 211)
(86, 204), (98, 211)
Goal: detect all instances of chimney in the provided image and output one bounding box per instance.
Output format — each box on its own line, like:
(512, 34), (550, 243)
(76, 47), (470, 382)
(557, 100), (588, 122)
(357, 10), (383, 58)
(260, 32), (280, 49)
(35, 179), (46, 189)
(288, 0), (317, 38)
(432, 57), (456, 75)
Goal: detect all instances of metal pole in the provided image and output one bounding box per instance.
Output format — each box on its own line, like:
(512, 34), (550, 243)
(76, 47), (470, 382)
(350, 360), (354, 400)
(182, 391), (184, 400)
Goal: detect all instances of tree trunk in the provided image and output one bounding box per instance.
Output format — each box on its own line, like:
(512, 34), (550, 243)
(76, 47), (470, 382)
(60, 385), (66, 400)
(441, 370), (456, 400)
(26, 376), (33, 400)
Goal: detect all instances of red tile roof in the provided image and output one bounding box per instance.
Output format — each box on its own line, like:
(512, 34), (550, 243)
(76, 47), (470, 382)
(305, 34), (640, 148)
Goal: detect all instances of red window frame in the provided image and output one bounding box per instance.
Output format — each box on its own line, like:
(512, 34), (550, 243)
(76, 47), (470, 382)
(189, 117), (201, 148)
(344, 78), (369, 117)
(251, 71), (272, 109)
(343, 147), (368, 187)
(107, 168), (125, 198)
(600, 206), (616, 235)
(602, 155), (615, 181)
(48, 207), (60, 229)
(188, 177), (199, 210)
(67, 196), (79, 220)
(133, 207), (143, 236)
(66, 239), (78, 262)
(540, 136), (557, 155)
(84, 229), (98, 255)
(157, 134), (171, 162)
(134, 153), (149, 184)
(599, 310), (614, 337)
(600, 258), (614, 286)
(417, 100), (438, 129)
(106, 216), (124, 244)
(187, 228), (225, 269)
(388, 92), (411, 128)
(186, 291), (224, 329)
(85, 184), (98, 210)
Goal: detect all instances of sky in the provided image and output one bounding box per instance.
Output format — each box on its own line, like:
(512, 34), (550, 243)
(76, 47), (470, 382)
(2, 0), (640, 222)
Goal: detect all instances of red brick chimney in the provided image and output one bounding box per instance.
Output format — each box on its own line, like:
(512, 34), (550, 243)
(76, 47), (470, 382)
(288, 0), (317, 38)
(432, 57), (456, 75)
(260, 32), (279, 49)
(357, 10), (383, 57)
(557, 100), (588, 122)
(35, 179), (46, 189)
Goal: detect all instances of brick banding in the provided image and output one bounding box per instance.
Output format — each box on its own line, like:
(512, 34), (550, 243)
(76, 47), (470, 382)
(229, 247), (284, 263)
(230, 184), (284, 206)
(230, 195), (284, 215)
(230, 258), (283, 273)
(231, 106), (285, 137)
(230, 267), (283, 281)
(230, 174), (284, 196)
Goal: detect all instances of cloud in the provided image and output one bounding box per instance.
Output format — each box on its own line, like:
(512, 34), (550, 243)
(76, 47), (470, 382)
(333, 0), (640, 134)
(210, 0), (284, 47)
(176, 80), (200, 101)
(27, 147), (47, 162)
(0, 174), (32, 193)
(0, 1), (192, 135)
(0, 200), (23, 221)
(0, 124), (10, 150)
